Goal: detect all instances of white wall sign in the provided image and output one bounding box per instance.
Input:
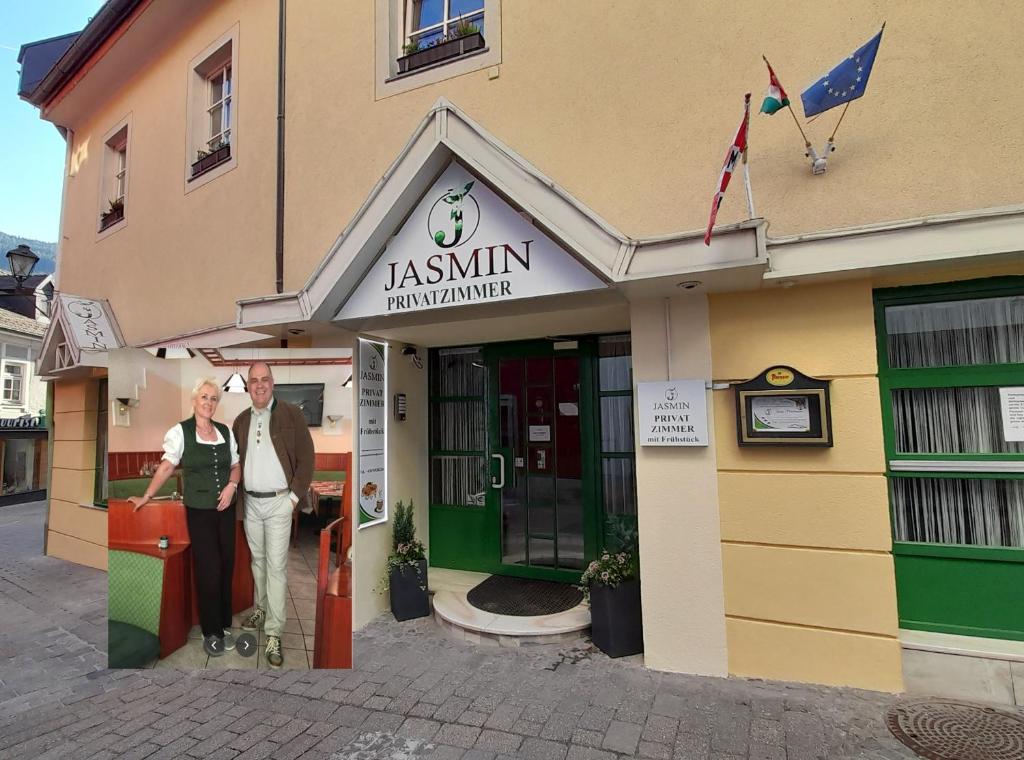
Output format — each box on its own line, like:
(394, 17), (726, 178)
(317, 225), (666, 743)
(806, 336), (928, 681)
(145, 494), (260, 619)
(336, 162), (606, 320)
(62, 297), (119, 350)
(637, 380), (708, 447)
(357, 339), (387, 528)
(999, 387), (1024, 442)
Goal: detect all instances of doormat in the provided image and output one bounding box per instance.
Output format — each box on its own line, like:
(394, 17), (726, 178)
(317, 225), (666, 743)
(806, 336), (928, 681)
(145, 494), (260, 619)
(466, 575), (583, 616)
(885, 698), (1024, 760)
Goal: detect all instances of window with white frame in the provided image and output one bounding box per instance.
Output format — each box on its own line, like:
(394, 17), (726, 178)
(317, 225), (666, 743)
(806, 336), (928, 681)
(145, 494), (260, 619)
(377, 0), (500, 97)
(406, 0), (484, 50)
(206, 62), (232, 151)
(187, 32), (236, 184)
(3, 362), (26, 405)
(99, 124), (128, 230)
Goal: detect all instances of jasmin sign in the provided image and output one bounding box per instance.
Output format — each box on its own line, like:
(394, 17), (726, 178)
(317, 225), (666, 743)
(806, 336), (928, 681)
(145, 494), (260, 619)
(636, 380), (709, 447)
(336, 163), (605, 320)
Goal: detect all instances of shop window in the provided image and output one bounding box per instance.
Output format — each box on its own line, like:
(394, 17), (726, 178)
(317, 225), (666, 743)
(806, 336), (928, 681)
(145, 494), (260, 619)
(596, 335), (637, 548)
(2, 362), (26, 405)
(876, 278), (1024, 551)
(1, 438), (45, 496)
(98, 121), (129, 233)
(376, 0), (501, 97)
(186, 28), (237, 188)
(95, 379), (108, 506)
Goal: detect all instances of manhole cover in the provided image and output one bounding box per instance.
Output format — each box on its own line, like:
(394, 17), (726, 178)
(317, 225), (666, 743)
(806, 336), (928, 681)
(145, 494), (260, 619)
(885, 699), (1024, 760)
(466, 575), (583, 616)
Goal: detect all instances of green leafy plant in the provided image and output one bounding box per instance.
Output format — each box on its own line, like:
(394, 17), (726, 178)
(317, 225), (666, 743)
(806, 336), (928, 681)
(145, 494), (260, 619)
(381, 500), (426, 591)
(454, 19), (479, 37)
(101, 197), (124, 224)
(578, 515), (639, 602)
(402, 39), (421, 55)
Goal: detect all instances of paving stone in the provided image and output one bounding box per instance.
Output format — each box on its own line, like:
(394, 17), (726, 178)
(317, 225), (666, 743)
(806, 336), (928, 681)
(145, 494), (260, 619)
(603, 720), (642, 754)
(566, 747), (617, 760)
(474, 729), (523, 753)
(638, 739), (672, 759)
(518, 736), (568, 760)
(458, 710), (488, 727)
(434, 722), (482, 748)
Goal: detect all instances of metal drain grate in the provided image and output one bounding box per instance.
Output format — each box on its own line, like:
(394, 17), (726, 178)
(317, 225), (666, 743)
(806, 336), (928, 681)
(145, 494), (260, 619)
(885, 699), (1024, 760)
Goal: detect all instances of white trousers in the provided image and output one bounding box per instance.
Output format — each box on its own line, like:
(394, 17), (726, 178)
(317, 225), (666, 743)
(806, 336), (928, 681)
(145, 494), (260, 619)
(243, 493), (292, 637)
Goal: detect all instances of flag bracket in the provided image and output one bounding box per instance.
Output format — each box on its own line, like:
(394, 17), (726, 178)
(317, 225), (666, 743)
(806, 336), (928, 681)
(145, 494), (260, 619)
(806, 140), (835, 175)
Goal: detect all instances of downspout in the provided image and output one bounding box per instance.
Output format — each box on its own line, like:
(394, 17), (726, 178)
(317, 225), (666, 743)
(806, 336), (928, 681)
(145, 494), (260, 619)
(275, 0), (287, 294)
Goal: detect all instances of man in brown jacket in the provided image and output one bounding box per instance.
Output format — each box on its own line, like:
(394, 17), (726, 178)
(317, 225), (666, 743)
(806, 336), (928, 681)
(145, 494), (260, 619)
(233, 362), (314, 668)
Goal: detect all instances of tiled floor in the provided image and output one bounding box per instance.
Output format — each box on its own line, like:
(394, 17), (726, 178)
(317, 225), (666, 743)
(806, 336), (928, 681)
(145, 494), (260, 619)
(147, 516), (322, 671)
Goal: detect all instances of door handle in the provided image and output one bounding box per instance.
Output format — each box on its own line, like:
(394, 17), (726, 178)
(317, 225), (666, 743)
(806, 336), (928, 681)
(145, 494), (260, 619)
(491, 453), (505, 489)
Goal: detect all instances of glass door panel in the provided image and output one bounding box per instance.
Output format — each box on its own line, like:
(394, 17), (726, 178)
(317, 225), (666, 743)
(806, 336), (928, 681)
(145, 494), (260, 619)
(496, 355), (584, 572)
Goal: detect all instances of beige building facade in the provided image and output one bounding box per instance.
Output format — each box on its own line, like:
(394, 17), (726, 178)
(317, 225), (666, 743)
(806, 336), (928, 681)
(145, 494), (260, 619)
(19, 0), (1024, 696)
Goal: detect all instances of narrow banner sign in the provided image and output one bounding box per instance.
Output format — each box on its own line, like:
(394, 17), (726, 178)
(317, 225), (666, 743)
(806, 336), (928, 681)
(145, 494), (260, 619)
(357, 339), (388, 528)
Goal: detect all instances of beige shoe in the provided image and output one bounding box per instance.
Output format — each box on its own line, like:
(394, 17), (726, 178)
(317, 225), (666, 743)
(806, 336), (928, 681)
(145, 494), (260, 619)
(266, 635), (283, 668)
(241, 607), (265, 631)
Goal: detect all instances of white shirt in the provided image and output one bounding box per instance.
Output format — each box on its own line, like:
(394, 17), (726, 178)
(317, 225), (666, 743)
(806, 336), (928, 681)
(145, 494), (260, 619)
(244, 399), (294, 497)
(161, 422), (240, 467)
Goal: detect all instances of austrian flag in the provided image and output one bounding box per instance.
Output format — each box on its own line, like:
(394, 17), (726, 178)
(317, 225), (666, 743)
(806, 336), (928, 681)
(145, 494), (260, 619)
(704, 93), (750, 246)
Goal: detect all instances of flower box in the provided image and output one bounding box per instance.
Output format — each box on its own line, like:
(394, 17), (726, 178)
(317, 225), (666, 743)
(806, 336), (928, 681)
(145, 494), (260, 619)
(397, 32), (485, 75)
(589, 579), (644, 658)
(389, 558), (430, 621)
(191, 143), (231, 178)
(99, 205), (125, 231)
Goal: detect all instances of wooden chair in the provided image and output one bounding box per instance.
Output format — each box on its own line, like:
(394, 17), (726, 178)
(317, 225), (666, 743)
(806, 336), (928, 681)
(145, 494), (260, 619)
(313, 479), (352, 668)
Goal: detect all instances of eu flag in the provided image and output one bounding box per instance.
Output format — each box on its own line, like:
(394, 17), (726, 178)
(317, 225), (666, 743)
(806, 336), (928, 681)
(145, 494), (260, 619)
(800, 26), (884, 118)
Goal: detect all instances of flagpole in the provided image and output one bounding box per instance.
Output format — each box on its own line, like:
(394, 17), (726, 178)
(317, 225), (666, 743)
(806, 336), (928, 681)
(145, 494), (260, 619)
(742, 93), (755, 218)
(828, 102), (851, 144)
(763, 55), (810, 148)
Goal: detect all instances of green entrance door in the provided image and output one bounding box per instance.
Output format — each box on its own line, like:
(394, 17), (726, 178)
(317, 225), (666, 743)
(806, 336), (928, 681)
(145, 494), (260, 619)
(428, 340), (599, 582)
(487, 345), (596, 581)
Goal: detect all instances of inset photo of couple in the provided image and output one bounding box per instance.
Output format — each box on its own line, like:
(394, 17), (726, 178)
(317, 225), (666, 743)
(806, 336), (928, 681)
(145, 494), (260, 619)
(105, 347), (352, 671)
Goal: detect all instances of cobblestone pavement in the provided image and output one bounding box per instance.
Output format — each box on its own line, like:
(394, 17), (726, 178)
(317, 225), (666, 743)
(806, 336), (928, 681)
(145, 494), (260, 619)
(0, 500), (926, 759)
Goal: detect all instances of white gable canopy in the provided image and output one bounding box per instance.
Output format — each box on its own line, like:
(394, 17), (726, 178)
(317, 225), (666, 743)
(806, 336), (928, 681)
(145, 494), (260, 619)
(37, 292), (125, 378)
(236, 98), (765, 333)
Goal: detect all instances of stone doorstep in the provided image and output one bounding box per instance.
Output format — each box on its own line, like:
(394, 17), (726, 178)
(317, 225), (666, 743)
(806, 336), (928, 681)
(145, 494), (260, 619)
(900, 629), (1024, 663)
(431, 588), (590, 648)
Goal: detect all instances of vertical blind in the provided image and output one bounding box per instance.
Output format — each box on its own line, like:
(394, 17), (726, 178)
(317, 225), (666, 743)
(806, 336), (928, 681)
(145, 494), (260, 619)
(885, 294), (1024, 368)
(892, 386), (1024, 454)
(892, 477), (1024, 548)
(430, 347), (487, 508)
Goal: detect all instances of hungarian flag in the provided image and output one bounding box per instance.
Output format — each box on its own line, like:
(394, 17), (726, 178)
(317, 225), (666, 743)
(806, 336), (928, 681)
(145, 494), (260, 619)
(760, 59), (789, 115)
(704, 94), (750, 246)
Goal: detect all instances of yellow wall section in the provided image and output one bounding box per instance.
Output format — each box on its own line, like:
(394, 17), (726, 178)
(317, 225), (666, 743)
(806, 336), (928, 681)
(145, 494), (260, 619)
(727, 618), (903, 693)
(719, 472), (891, 551)
(48, 379), (106, 567)
(722, 544), (898, 636)
(709, 280), (878, 379)
(709, 280), (900, 691)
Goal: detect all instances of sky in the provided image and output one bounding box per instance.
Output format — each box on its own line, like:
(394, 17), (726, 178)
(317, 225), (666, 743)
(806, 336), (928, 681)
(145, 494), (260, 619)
(0, 1), (105, 242)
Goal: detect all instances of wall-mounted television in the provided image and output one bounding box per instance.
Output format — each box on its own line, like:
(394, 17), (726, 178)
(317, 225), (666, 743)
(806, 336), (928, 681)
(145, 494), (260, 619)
(275, 383), (325, 427)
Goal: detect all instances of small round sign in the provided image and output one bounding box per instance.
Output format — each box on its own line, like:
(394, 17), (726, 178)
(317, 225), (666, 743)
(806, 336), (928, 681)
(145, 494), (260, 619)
(235, 633), (257, 657)
(765, 367), (795, 386)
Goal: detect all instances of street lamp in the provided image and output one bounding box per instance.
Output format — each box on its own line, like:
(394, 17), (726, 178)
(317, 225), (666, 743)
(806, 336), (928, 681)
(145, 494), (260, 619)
(6, 245), (40, 288)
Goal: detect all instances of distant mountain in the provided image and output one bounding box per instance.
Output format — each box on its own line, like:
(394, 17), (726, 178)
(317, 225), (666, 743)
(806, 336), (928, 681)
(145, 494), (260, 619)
(0, 232), (57, 275)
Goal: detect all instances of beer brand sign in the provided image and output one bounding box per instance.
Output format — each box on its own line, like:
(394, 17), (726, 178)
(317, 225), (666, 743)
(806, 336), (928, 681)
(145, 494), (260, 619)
(336, 163), (605, 320)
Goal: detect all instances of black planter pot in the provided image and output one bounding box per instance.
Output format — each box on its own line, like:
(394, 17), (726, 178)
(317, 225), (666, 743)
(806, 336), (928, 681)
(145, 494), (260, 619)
(589, 579), (644, 658)
(397, 32), (485, 74)
(389, 559), (430, 621)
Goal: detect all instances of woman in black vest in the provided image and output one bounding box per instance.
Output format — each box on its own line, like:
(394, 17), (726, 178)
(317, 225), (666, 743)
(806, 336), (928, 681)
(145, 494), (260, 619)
(129, 377), (241, 655)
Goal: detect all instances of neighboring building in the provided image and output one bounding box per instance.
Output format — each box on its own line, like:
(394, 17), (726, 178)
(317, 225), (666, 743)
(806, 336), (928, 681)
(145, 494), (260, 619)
(18, 0), (1024, 698)
(0, 306), (49, 505)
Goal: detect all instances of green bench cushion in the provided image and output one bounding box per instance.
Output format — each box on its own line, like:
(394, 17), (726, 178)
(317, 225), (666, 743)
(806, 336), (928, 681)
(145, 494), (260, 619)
(108, 550), (163, 636)
(107, 477), (178, 500)
(108, 620), (160, 669)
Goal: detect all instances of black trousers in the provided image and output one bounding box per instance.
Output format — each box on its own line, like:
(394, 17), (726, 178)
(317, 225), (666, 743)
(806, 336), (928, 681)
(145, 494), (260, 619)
(185, 504), (236, 638)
